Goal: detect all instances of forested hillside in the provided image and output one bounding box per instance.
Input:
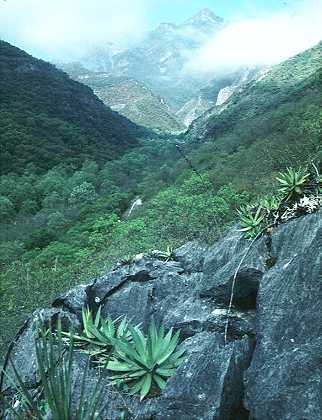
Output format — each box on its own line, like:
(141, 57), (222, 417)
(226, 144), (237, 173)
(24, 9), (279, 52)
(0, 42), (321, 360)
(0, 41), (144, 175)
(58, 63), (184, 132)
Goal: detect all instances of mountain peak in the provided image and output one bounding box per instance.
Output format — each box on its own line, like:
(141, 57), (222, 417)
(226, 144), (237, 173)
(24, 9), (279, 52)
(185, 8), (224, 25)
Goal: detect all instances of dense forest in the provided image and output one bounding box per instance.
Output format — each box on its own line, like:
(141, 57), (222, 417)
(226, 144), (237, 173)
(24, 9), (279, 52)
(0, 41), (321, 360)
(0, 41), (145, 175)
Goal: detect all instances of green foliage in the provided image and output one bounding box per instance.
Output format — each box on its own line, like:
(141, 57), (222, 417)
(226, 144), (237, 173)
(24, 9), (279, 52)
(0, 41), (141, 176)
(4, 321), (105, 419)
(0, 196), (15, 222)
(238, 205), (265, 239)
(238, 164), (321, 239)
(1, 43), (321, 362)
(69, 182), (97, 206)
(276, 167), (310, 201)
(106, 321), (185, 400)
(64, 306), (131, 354)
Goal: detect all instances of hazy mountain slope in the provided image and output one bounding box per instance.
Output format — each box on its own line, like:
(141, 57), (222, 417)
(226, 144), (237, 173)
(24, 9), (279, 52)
(0, 41), (144, 175)
(188, 42), (322, 142)
(183, 42), (321, 192)
(176, 67), (264, 126)
(80, 9), (225, 108)
(59, 63), (184, 132)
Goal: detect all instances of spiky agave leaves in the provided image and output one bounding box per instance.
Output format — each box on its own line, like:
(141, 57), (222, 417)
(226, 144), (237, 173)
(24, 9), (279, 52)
(238, 205), (265, 239)
(5, 320), (105, 419)
(156, 246), (175, 262)
(106, 321), (185, 400)
(276, 167), (310, 201)
(64, 306), (131, 351)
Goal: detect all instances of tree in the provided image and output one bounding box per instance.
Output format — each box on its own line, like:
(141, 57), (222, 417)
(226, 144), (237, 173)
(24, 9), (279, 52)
(0, 196), (15, 221)
(68, 182), (96, 206)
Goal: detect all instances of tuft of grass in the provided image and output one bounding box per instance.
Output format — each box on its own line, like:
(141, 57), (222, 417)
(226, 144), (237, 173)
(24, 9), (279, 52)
(3, 320), (105, 419)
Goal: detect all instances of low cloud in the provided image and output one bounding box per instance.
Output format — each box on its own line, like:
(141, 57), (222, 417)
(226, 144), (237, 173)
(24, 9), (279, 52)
(0, 0), (148, 60)
(187, 1), (322, 74)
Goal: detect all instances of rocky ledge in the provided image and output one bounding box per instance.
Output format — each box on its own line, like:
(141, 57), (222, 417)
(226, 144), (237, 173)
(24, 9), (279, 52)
(1, 211), (321, 419)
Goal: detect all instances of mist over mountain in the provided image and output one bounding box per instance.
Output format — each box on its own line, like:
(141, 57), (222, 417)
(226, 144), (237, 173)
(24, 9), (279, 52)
(72, 9), (225, 109)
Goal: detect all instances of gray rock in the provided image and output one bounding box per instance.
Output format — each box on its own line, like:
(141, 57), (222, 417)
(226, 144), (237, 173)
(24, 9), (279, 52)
(2, 212), (321, 419)
(245, 212), (322, 420)
(1, 308), (79, 392)
(174, 241), (208, 272)
(67, 333), (254, 420)
(201, 228), (269, 309)
(53, 284), (89, 316)
(153, 333), (254, 420)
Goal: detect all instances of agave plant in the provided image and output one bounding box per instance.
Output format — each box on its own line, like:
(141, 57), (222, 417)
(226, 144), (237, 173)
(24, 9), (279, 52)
(64, 306), (131, 353)
(276, 167), (310, 201)
(156, 246), (175, 262)
(106, 321), (185, 400)
(238, 205), (265, 239)
(260, 195), (281, 212)
(5, 320), (105, 419)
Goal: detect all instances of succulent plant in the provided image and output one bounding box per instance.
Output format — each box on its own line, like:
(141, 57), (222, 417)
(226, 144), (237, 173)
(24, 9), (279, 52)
(64, 306), (131, 353)
(276, 167), (310, 201)
(238, 205), (265, 239)
(106, 321), (185, 400)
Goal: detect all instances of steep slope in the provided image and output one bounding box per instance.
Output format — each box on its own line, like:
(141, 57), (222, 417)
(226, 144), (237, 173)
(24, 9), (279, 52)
(176, 67), (264, 126)
(0, 41), (144, 175)
(0, 43), (320, 365)
(182, 42), (322, 192)
(2, 212), (321, 419)
(59, 63), (184, 132)
(80, 9), (225, 108)
(188, 42), (322, 142)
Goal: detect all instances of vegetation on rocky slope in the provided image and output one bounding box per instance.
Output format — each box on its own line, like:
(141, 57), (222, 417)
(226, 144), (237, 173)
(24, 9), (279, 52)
(0, 42), (321, 360)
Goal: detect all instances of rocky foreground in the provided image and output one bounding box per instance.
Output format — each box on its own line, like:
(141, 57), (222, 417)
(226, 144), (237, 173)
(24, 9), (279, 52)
(2, 211), (321, 419)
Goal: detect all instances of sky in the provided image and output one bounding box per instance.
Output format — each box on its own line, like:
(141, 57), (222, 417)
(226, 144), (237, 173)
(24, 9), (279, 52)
(0, 0), (321, 69)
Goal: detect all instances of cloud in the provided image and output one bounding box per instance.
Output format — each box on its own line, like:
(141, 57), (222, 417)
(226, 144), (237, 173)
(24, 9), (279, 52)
(0, 0), (148, 60)
(187, 1), (322, 74)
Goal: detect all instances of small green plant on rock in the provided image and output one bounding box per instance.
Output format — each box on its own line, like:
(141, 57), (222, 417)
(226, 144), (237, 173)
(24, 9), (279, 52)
(238, 205), (265, 239)
(64, 307), (131, 358)
(4, 320), (105, 419)
(276, 167), (310, 201)
(106, 321), (185, 400)
(155, 246), (175, 262)
(238, 164), (321, 240)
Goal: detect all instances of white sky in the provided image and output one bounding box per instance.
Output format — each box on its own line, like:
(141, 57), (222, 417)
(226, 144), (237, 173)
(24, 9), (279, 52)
(0, 0), (149, 60)
(0, 0), (321, 69)
(188, 0), (322, 73)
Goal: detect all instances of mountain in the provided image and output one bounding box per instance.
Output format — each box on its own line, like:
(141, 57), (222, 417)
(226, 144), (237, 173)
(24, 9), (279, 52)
(182, 42), (322, 193)
(78, 9), (225, 109)
(187, 42), (322, 143)
(0, 41), (144, 175)
(176, 67), (265, 126)
(59, 63), (184, 132)
(0, 41), (320, 370)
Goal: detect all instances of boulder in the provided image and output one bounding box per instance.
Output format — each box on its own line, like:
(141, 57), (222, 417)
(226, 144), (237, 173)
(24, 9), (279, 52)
(2, 212), (321, 419)
(201, 229), (269, 309)
(245, 212), (322, 420)
(1, 308), (79, 393)
(67, 333), (254, 420)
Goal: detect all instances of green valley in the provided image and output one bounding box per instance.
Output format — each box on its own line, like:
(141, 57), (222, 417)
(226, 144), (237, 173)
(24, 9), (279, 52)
(0, 40), (321, 363)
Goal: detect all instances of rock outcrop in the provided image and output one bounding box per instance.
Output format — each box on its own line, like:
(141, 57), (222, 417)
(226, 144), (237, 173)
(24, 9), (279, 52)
(1, 211), (321, 419)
